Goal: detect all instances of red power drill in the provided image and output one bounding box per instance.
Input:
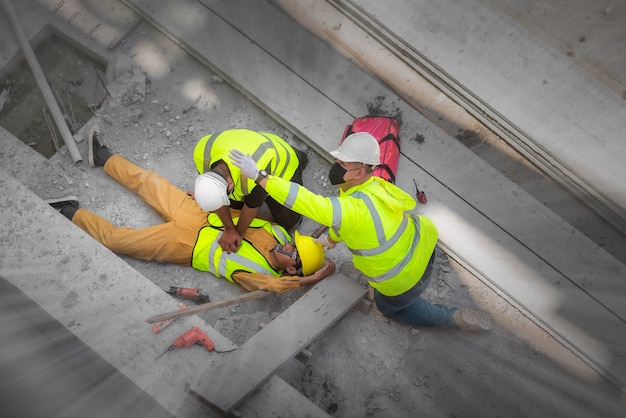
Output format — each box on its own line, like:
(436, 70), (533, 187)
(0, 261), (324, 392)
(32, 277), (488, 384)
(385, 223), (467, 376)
(166, 286), (210, 304)
(155, 326), (215, 360)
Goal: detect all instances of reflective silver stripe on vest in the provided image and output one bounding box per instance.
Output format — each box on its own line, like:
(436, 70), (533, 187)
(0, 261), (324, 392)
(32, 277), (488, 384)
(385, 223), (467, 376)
(270, 224), (291, 244)
(239, 136), (272, 196)
(350, 192), (385, 251)
(343, 191), (416, 257)
(368, 214), (421, 283)
(259, 133), (293, 178)
(353, 214), (410, 257)
(284, 182), (299, 208)
(203, 131), (224, 172)
(251, 140), (273, 162)
(208, 234), (275, 276)
(330, 193), (416, 255)
(329, 197), (342, 233)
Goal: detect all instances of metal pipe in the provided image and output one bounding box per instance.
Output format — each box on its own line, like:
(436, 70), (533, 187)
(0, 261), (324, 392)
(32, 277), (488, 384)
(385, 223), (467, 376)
(2, 0), (83, 163)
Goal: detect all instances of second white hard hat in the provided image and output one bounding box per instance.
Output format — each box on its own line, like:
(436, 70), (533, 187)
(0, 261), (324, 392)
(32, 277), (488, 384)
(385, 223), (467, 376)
(194, 172), (229, 211)
(330, 132), (380, 166)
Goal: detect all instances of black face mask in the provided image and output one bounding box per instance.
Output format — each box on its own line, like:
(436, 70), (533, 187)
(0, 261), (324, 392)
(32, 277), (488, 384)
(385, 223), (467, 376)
(328, 162), (347, 185)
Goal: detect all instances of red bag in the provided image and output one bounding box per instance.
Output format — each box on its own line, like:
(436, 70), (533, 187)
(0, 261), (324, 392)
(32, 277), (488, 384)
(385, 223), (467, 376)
(341, 116), (401, 184)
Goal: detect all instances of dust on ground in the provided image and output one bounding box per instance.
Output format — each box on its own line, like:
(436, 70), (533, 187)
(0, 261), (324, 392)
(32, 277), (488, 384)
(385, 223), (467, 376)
(15, 19), (626, 418)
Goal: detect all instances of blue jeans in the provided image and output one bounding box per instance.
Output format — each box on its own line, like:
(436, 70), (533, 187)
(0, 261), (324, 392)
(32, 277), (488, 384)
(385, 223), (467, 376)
(374, 250), (457, 329)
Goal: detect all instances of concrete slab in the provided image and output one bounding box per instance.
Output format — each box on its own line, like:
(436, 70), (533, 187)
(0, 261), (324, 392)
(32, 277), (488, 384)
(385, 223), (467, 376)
(190, 274), (367, 414)
(0, 276), (174, 418)
(121, 0), (626, 392)
(488, 0), (626, 95)
(347, 0), (626, 226)
(238, 375), (332, 418)
(35, 0), (141, 51)
(2, 0), (626, 415)
(0, 166), (239, 416)
(0, 0), (140, 73)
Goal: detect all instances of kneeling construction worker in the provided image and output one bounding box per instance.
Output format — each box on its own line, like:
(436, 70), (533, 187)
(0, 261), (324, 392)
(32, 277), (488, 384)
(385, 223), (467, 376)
(47, 128), (335, 293)
(192, 129), (308, 254)
(231, 133), (493, 330)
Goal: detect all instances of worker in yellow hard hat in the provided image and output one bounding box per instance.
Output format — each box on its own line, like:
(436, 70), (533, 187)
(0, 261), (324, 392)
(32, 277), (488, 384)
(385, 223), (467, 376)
(294, 231), (326, 276)
(231, 132), (493, 330)
(48, 127), (334, 294)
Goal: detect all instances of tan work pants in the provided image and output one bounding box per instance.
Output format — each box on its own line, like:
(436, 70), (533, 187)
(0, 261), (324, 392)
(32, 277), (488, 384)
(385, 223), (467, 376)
(72, 154), (208, 265)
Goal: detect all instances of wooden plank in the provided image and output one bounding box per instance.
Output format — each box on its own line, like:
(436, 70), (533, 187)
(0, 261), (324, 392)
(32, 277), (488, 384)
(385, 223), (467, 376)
(188, 274), (367, 415)
(146, 290), (271, 324)
(122, 0), (626, 391)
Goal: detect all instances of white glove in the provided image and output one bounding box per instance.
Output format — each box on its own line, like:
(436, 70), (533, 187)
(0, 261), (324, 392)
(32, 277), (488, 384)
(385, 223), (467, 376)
(314, 234), (336, 250)
(229, 149), (259, 180)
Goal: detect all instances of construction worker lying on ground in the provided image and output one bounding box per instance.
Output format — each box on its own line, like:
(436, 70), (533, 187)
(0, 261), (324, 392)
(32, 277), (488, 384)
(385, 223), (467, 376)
(191, 129), (308, 254)
(230, 133), (493, 330)
(47, 127), (335, 294)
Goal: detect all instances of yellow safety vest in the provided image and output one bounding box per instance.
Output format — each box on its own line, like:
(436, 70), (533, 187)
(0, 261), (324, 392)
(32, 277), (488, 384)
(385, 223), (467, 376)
(191, 214), (292, 281)
(193, 129), (300, 201)
(266, 176), (438, 296)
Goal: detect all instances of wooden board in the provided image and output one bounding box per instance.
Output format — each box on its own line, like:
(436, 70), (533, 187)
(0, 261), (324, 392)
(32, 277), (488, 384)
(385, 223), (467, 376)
(188, 274), (367, 415)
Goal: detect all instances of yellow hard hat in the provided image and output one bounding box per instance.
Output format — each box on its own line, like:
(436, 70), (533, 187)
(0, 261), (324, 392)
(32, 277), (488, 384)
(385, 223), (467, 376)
(294, 231), (325, 275)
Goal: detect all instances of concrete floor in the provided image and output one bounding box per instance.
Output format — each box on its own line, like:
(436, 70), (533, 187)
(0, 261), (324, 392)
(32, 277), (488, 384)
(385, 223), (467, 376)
(1, 0), (625, 416)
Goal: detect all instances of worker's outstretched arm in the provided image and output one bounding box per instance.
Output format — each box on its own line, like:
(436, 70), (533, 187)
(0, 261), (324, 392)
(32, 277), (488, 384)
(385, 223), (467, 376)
(232, 260), (336, 293)
(229, 150), (335, 227)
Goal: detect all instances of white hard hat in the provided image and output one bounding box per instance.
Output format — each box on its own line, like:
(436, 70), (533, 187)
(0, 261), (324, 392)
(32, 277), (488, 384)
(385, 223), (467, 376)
(330, 132), (380, 165)
(194, 172), (229, 211)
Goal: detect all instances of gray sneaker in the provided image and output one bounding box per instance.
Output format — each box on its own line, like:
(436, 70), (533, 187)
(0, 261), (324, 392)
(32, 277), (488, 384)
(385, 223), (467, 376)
(88, 125), (112, 167)
(453, 307), (493, 331)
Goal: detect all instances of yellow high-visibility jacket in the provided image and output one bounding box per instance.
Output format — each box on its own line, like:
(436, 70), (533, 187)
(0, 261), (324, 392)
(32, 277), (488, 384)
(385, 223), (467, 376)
(265, 175), (438, 296)
(192, 213), (292, 281)
(193, 129), (300, 202)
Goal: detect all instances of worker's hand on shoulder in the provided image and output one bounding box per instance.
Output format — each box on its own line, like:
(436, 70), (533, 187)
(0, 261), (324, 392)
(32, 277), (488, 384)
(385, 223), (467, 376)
(218, 228), (242, 253)
(314, 234), (336, 250)
(229, 149), (259, 180)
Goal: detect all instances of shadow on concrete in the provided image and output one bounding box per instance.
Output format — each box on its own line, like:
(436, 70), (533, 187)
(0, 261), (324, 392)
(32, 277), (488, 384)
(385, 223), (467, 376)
(0, 277), (173, 418)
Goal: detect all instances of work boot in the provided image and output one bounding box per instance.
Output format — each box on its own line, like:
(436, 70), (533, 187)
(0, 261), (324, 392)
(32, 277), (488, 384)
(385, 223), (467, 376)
(46, 196), (79, 220)
(453, 307), (493, 331)
(88, 125), (112, 168)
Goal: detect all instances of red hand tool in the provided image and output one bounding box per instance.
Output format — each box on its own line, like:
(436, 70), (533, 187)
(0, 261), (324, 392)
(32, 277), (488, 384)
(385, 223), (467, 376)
(155, 326), (215, 360)
(166, 286), (210, 304)
(413, 179), (427, 204)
